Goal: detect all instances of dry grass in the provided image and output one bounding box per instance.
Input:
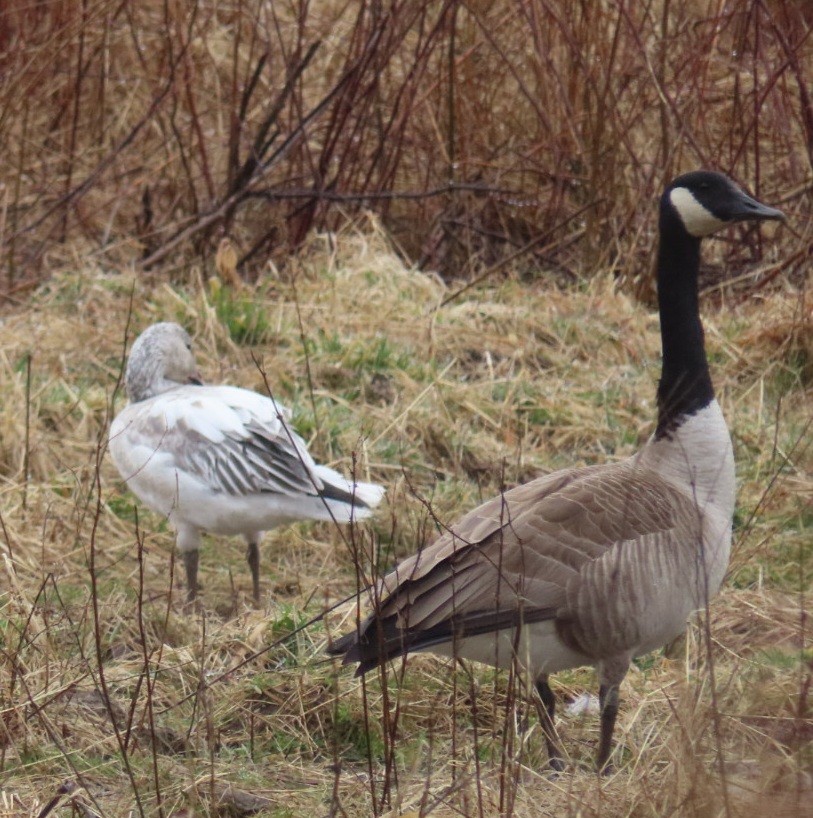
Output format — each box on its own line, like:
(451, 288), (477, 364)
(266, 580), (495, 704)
(0, 219), (810, 816)
(1, 0), (811, 290)
(1, 0), (811, 812)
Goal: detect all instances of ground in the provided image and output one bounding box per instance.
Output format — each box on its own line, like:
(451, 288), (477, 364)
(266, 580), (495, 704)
(0, 223), (810, 817)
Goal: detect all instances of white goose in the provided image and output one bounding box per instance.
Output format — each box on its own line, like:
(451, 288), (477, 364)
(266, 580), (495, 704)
(329, 171), (785, 771)
(109, 322), (385, 604)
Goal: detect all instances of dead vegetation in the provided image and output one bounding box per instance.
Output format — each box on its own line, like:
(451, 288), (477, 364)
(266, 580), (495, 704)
(1, 0), (811, 292)
(0, 220), (810, 816)
(0, 0), (812, 815)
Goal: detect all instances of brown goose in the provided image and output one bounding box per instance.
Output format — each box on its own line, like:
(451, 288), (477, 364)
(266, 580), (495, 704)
(328, 171), (784, 771)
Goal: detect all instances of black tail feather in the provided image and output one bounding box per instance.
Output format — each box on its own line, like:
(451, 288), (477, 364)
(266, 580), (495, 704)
(328, 605), (558, 676)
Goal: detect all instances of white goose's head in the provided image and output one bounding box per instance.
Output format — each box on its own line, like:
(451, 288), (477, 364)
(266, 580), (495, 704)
(125, 322), (202, 402)
(664, 170), (785, 238)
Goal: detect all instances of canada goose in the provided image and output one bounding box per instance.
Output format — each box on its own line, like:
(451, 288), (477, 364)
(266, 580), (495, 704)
(328, 172), (784, 771)
(109, 322), (385, 604)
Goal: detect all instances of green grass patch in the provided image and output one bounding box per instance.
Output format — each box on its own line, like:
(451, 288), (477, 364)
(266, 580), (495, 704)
(211, 285), (275, 345)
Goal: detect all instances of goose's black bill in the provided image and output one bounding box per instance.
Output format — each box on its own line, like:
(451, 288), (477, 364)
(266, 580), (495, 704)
(728, 191), (785, 224)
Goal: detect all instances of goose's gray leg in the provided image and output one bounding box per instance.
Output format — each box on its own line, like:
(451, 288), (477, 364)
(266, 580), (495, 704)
(245, 533), (262, 604)
(176, 526), (202, 602)
(182, 551), (199, 602)
(596, 656), (629, 773)
(597, 683), (618, 773)
(535, 674), (564, 771)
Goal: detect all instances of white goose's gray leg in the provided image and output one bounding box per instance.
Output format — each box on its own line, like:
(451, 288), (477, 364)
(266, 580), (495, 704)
(176, 526), (202, 602)
(535, 674), (564, 771)
(245, 533), (262, 604)
(182, 551), (199, 602)
(596, 655), (630, 773)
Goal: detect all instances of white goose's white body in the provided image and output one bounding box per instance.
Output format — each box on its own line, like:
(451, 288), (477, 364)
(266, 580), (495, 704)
(109, 324), (384, 603)
(329, 171), (784, 771)
(109, 385), (380, 535)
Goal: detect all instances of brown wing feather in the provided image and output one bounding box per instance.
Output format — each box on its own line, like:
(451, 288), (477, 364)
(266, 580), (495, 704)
(380, 466), (602, 598)
(331, 460), (699, 672)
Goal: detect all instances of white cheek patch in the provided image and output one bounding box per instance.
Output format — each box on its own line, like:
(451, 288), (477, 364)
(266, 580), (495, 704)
(669, 187), (727, 237)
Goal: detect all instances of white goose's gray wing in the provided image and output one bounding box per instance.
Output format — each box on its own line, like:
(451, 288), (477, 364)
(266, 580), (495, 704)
(175, 414), (320, 497)
(111, 385), (336, 500)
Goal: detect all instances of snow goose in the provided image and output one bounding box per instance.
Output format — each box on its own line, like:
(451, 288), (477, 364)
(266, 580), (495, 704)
(109, 322), (385, 604)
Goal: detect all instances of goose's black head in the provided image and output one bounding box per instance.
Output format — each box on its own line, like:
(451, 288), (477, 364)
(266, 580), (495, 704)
(662, 170), (785, 238)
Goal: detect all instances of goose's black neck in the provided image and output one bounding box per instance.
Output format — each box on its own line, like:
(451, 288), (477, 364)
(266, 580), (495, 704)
(655, 210), (714, 439)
